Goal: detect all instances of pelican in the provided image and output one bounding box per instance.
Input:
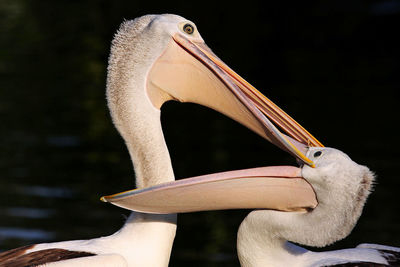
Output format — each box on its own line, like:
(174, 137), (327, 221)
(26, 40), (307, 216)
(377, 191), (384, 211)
(236, 147), (400, 267)
(104, 147), (400, 266)
(0, 14), (322, 266)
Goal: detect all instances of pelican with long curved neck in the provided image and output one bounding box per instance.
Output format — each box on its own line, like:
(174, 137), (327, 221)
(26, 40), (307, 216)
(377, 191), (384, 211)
(0, 14), (322, 266)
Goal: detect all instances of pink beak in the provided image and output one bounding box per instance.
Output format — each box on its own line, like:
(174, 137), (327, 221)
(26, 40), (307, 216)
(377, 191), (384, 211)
(101, 166), (317, 213)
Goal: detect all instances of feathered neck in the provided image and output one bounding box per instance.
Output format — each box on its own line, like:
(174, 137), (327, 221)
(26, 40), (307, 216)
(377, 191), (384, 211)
(104, 17), (177, 266)
(106, 17), (175, 188)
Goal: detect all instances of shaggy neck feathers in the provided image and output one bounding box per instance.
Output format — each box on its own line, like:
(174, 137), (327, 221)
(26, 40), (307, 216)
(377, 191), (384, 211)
(104, 15), (180, 266)
(106, 16), (175, 188)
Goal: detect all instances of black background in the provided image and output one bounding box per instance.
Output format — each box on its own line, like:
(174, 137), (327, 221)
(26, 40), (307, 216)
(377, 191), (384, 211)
(0, 1), (399, 266)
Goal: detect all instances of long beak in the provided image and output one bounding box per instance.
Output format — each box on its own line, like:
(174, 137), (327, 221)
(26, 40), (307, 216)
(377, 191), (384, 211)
(101, 166), (317, 213)
(147, 33), (323, 167)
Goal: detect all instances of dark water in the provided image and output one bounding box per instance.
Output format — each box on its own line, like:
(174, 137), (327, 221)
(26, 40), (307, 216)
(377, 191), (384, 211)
(1, 1), (399, 266)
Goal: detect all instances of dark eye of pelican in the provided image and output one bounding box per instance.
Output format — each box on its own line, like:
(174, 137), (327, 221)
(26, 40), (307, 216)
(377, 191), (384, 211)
(313, 151), (322, 157)
(183, 23), (194, 34)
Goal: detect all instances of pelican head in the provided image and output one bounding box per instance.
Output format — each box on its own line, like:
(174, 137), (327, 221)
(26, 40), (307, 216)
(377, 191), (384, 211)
(299, 147), (374, 245)
(106, 14), (322, 172)
(239, 147), (375, 248)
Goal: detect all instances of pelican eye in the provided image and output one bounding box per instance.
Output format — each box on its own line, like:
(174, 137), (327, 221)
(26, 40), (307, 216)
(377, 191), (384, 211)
(313, 151), (322, 157)
(183, 23), (194, 34)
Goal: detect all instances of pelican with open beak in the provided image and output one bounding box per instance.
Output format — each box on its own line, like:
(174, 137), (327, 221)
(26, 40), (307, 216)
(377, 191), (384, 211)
(102, 14), (322, 212)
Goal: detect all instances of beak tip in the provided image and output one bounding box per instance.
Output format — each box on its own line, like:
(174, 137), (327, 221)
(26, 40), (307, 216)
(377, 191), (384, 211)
(100, 196), (107, 202)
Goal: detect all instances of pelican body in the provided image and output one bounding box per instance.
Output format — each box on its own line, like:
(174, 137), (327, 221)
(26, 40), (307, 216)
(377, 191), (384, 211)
(0, 14), (322, 266)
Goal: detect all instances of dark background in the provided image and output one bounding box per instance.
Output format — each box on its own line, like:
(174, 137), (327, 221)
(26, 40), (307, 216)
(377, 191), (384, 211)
(0, 0), (399, 266)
